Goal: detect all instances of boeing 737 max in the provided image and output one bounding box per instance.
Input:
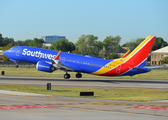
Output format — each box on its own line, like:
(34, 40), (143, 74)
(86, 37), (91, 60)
(3, 35), (160, 79)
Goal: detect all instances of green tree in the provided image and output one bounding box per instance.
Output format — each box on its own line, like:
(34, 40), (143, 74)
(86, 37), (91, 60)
(122, 38), (144, 51)
(30, 38), (44, 48)
(161, 57), (168, 64)
(50, 39), (75, 52)
(152, 37), (168, 51)
(15, 40), (25, 46)
(75, 35), (103, 57)
(24, 39), (32, 46)
(95, 41), (104, 57)
(106, 53), (120, 59)
(0, 34), (2, 46)
(103, 35), (121, 57)
(123, 37), (168, 52)
(75, 34), (88, 55)
(15, 39), (32, 46)
(2, 37), (15, 46)
(42, 45), (49, 49)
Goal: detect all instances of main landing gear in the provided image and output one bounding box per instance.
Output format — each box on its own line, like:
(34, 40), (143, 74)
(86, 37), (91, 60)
(64, 73), (70, 79)
(76, 72), (82, 78)
(64, 72), (82, 79)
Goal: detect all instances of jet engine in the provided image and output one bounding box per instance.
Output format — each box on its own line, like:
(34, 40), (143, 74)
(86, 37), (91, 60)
(36, 61), (55, 73)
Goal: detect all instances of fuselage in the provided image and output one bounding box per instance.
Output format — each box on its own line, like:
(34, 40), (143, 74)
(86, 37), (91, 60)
(4, 35), (156, 78)
(4, 46), (112, 74)
(3, 45), (150, 77)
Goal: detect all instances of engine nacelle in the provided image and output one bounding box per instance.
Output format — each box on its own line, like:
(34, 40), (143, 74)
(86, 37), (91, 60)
(36, 61), (55, 73)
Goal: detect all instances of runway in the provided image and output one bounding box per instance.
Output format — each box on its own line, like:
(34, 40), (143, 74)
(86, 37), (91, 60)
(0, 76), (168, 90)
(0, 76), (168, 119)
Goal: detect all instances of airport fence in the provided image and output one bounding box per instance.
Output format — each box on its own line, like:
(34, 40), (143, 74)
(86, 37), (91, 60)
(0, 62), (168, 70)
(0, 62), (35, 68)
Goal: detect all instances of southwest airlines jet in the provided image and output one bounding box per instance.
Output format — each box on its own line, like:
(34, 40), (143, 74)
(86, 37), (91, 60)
(4, 35), (157, 79)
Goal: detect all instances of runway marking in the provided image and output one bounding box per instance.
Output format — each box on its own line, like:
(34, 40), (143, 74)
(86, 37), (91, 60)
(63, 106), (168, 117)
(155, 100), (168, 102)
(0, 90), (51, 96)
(128, 106), (168, 110)
(0, 103), (168, 117)
(0, 106), (57, 109)
(1, 102), (168, 108)
(140, 84), (168, 86)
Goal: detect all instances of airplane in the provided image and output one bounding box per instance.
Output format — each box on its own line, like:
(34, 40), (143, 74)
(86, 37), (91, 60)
(3, 35), (159, 79)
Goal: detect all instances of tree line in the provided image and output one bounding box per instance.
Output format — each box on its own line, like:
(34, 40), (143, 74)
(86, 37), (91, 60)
(0, 34), (44, 47)
(122, 37), (168, 51)
(1, 33), (168, 61)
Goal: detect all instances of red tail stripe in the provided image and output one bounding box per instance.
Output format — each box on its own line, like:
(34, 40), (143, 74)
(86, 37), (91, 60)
(101, 36), (155, 76)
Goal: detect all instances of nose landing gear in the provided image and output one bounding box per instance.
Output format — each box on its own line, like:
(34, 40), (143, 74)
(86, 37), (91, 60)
(15, 61), (19, 68)
(15, 64), (19, 68)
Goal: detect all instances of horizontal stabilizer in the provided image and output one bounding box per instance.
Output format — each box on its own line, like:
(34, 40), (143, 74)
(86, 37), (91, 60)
(145, 66), (164, 69)
(131, 67), (149, 71)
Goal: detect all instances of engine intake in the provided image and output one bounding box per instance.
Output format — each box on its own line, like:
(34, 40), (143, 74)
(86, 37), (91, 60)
(36, 61), (55, 73)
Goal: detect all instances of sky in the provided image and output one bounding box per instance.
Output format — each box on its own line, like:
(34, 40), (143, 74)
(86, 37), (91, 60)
(0, 0), (168, 45)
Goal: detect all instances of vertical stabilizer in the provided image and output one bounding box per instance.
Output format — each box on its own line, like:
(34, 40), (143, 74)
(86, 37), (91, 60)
(125, 35), (155, 67)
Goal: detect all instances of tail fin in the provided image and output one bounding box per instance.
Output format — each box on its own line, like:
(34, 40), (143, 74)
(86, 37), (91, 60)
(125, 35), (155, 67)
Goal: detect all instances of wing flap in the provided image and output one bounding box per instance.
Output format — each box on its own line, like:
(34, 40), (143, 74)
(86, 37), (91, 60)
(52, 60), (74, 71)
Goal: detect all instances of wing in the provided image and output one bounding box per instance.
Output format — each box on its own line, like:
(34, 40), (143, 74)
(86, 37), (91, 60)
(52, 51), (74, 71)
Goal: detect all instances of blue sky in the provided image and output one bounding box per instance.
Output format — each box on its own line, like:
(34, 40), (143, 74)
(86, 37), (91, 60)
(1, 0), (168, 45)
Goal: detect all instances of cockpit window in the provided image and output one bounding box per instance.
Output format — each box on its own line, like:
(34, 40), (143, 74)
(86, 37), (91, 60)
(8, 48), (13, 52)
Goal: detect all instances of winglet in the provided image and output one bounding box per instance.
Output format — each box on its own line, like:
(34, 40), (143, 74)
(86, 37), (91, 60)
(121, 50), (130, 58)
(54, 51), (61, 60)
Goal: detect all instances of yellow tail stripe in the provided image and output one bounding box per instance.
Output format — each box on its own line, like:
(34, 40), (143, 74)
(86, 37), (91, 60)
(92, 58), (126, 75)
(125, 35), (153, 60)
(92, 35), (153, 75)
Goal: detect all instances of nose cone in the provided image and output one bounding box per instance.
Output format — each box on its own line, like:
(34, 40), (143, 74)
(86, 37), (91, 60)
(3, 50), (9, 56)
(3, 49), (13, 58)
(3, 48), (21, 61)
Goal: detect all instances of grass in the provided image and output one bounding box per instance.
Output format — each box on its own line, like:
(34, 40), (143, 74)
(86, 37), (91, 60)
(0, 84), (168, 101)
(0, 67), (168, 101)
(0, 67), (168, 80)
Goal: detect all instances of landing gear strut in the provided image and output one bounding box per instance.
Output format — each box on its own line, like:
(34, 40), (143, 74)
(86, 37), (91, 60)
(64, 71), (70, 79)
(76, 72), (82, 78)
(15, 62), (19, 68)
(15, 65), (18, 68)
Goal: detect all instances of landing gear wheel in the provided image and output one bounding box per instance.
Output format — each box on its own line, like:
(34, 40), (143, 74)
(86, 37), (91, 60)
(15, 65), (19, 68)
(76, 73), (82, 78)
(64, 74), (70, 79)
